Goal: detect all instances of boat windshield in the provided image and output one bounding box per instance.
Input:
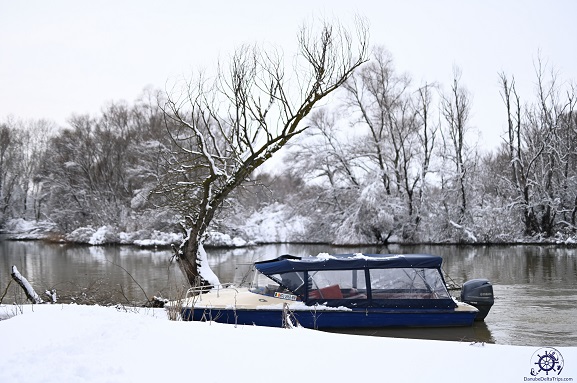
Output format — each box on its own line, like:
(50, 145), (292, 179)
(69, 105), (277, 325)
(249, 269), (304, 300)
(307, 269), (368, 299)
(306, 267), (450, 300)
(368, 268), (450, 299)
(250, 265), (450, 301)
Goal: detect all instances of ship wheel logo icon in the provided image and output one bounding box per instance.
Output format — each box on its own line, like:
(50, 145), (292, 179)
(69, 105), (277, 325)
(530, 347), (564, 376)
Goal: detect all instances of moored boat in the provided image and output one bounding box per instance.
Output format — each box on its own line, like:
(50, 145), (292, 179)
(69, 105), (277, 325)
(170, 253), (494, 328)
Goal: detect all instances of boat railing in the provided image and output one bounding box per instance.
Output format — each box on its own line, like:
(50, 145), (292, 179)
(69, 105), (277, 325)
(185, 283), (237, 300)
(442, 269), (463, 291)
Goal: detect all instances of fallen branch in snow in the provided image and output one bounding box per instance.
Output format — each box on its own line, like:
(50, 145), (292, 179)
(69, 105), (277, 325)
(11, 266), (44, 304)
(45, 289), (58, 303)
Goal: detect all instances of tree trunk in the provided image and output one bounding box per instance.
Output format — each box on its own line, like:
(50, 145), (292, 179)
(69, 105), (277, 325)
(172, 222), (220, 288)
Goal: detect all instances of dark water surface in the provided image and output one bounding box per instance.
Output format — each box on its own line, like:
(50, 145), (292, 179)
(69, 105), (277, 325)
(1, 240), (576, 347)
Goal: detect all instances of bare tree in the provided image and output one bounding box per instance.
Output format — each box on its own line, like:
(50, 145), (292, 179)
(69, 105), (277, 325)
(344, 46), (412, 196)
(289, 108), (361, 190)
(340, 46), (437, 241)
(159, 19), (369, 287)
(39, 94), (172, 232)
(0, 123), (17, 217)
(441, 67), (473, 225)
(285, 107), (363, 219)
(499, 59), (577, 237)
(499, 72), (539, 235)
(0, 118), (56, 221)
(412, 83), (438, 231)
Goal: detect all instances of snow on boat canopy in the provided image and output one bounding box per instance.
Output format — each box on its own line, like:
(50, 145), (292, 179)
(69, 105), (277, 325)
(172, 253), (494, 328)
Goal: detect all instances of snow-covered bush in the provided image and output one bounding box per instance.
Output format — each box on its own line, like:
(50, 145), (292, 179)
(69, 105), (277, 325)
(132, 230), (182, 247)
(1, 219), (57, 240)
(65, 226), (120, 245)
(237, 203), (310, 244)
(204, 231), (247, 247)
(332, 182), (405, 245)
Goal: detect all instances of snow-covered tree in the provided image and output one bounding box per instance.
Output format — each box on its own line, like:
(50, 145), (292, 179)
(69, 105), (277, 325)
(158, 19), (369, 287)
(498, 60), (577, 238)
(0, 122), (20, 220)
(0, 118), (55, 222)
(341, 47), (438, 241)
(285, 107), (363, 234)
(283, 47), (440, 244)
(440, 68), (477, 230)
(38, 91), (173, 232)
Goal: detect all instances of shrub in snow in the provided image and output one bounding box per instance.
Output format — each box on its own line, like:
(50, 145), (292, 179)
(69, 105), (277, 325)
(65, 227), (96, 243)
(2, 219), (56, 239)
(130, 189), (149, 210)
(235, 202), (310, 244)
(205, 231), (247, 247)
(132, 230), (182, 247)
(65, 226), (119, 245)
(332, 182), (403, 245)
(65, 227), (182, 247)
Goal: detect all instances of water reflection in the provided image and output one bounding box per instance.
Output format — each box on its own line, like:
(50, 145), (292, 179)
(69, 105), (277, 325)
(1, 241), (575, 346)
(324, 321), (494, 344)
(0, 240), (182, 305)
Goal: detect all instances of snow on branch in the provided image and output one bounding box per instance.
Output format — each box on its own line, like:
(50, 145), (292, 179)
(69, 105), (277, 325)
(449, 220), (477, 242)
(10, 266), (44, 304)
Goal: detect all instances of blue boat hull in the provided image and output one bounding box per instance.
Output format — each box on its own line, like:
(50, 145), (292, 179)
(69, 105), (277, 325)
(181, 307), (477, 328)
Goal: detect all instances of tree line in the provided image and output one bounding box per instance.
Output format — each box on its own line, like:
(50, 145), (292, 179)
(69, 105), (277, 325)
(0, 88), (179, 235)
(1, 48), (575, 248)
(283, 51), (576, 244)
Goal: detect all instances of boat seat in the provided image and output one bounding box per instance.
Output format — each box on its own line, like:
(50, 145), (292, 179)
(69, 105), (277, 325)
(309, 284), (343, 299)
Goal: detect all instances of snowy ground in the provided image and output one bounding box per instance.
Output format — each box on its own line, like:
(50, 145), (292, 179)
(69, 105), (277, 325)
(0, 304), (575, 383)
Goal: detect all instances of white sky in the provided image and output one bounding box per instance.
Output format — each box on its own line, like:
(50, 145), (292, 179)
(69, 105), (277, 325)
(1, 0), (576, 151)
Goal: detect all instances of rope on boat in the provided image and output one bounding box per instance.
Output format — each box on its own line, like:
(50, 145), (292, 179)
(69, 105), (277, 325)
(442, 268), (462, 291)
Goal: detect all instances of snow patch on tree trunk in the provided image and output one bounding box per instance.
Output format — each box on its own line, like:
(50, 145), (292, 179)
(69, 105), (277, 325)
(197, 244), (220, 286)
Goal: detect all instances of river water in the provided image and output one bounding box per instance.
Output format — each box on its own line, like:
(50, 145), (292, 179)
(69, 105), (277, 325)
(1, 240), (576, 347)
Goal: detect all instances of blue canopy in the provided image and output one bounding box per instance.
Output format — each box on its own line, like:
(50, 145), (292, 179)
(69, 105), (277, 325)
(254, 254), (443, 275)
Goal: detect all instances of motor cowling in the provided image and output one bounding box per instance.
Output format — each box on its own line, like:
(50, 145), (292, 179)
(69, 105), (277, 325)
(461, 279), (494, 321)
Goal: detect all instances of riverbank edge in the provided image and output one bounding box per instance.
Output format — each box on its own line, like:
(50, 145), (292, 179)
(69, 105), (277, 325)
(2, 219), (577, 249)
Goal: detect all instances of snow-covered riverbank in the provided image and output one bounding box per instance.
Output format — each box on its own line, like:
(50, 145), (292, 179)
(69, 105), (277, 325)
(0, 304), (575, 383)
(1, 218), (242, 247)
(3, 217), (577, 248)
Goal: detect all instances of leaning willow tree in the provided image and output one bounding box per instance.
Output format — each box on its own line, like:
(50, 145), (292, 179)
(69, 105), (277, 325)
(159, 19), (369, 287)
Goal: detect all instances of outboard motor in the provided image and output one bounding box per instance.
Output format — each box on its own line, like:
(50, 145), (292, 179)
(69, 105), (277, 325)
(461, 279), (494, 321)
